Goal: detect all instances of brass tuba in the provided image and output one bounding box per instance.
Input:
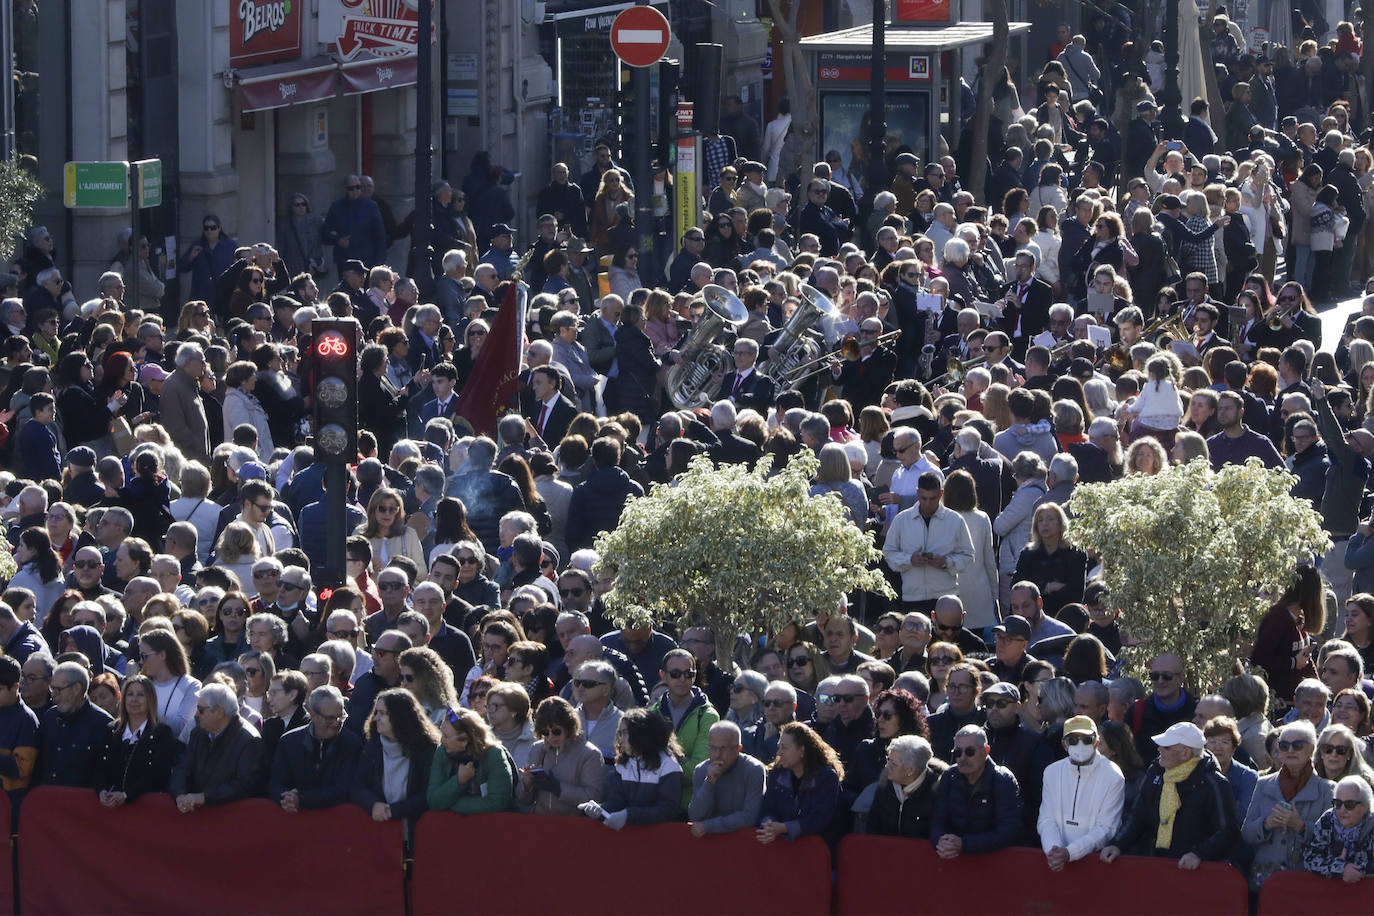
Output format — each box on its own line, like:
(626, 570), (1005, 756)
(665, 285), (749, 410)
(1147, 312), (1189, 350)
(758, 285), (836, 387)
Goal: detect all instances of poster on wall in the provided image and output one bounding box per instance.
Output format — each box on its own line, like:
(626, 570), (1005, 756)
(819, 92), (931, 179)
(318, 0), (434, 60)
(231, 0), (304, 67)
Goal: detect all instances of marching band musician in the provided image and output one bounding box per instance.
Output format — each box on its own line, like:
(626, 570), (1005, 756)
(717, 338), (776, 415)
(833, 319), (897, 410)
(998, 249), (1054, 359)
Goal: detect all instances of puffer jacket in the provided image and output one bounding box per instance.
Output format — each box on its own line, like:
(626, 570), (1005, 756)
(516, 736), (605, 815)
(993, 479), (1047, 573)
(565, 465), (644, 553)
(1110, 752), (1239, 860)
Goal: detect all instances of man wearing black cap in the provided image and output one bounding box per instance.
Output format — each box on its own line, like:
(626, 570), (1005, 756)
(1126, 99), (1161, 182)
(332, 259), (373, 324)
(62, 447), (103, 507)
(322, 173), (387, 272)
(989, 615), (1036, 684)
(1249, 55), (1278, 129)
(735, 162), (768, 212)
(480, 224), (520, 280)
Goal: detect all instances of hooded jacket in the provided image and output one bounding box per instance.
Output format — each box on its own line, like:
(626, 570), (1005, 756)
(654, 686), (720, 813)
(993, 420), (1059, 465)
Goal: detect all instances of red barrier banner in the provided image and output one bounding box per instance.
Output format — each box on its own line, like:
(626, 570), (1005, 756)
(0, 791), (11, 916)
(19, 788), (402, 915)
(836, 836), (1249, 916)
(1258, 868), (1373, 914)
(412, 813), (831, 916)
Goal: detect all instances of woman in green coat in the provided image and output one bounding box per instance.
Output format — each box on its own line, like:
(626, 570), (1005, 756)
(427, 707), (515, 814)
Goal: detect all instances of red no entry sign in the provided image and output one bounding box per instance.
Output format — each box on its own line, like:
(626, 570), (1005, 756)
(610, 6), (671, 68)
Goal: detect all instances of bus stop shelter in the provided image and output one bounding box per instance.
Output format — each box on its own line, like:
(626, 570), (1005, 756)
(799, 21), (1031, 170)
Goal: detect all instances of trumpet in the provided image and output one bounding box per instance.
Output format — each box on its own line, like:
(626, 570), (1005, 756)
(1261, 301), (1290, 331)
(785, 329), (902, 386)
(931, 353), (988, 388)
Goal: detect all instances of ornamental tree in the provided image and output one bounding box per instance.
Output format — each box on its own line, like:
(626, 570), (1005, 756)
(595, 452), (893, 662)
(1069, 457), (1330, 692)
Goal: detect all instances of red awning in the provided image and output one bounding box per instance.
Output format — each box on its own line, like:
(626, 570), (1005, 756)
(238, 57), (341, 112)
(339, 54), (418, 95)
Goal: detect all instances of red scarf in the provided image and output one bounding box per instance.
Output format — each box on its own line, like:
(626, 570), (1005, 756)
(1278, 765), (1312, 802)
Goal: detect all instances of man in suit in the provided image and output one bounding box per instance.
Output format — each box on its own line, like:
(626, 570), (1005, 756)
(835, 318), (897, 409)
(1000, 250), (1054, 358)
(1171, 272), (1229, 340)
(1192, 303), (1230, 358)
(418, 362), (461, 427)
(269, 685), (363, 811)
(708, 400), (762, 467)
(717, 337), (775, 415)
(527, 365), (577, 447)
(171, 683), (262, 812)
(581, 294), (621, 378)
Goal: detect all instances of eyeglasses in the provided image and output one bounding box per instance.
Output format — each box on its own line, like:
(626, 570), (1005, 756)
(984, 699), (1016, 710)
(1277, 739), (1309, 752)
(665, 669), (696, 680)
(1065, 734), (1095, 747)
(1321, 744), (1353, 757)
(875, 624), (898, 635)
(572, 679), (607, 689)
(279, 582), (304, 592)
(253, 502), (273, 512)
(203, 224), (220, 231)
(954, 746), (981, 758)
(376, 505), (400, 514)
(328, 629), (359, 640)
(831, 694), (862, 703)
(929, 656), (957, 666)
(221, 608), (249, 617)
(379, 581), (406, 591)
(346, 185), (362, 191)
(540, 559), (555, 569)
(762, 698), (791, 709)
(788, 657), (811, 668)
(74, 560), (103, 569)
(1148, 671), (1177, 682)
(254, 569), (280, 578)
(875, 709), (898, 721)
(1334, 798), (1367, 810)
(947, 682), (975, 693)
(558, 587), (586, 598)
(456, 556), (480, 566)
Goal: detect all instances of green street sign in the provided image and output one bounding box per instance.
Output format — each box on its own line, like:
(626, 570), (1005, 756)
(135, 159), (162, 209)
(63, 161), (129, 208)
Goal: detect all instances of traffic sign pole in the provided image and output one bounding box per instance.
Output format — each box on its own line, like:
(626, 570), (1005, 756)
(611, 4), (671, 287)
(128, 163), (140, 317)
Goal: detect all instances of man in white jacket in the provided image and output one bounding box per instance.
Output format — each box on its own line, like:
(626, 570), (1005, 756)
(882, 471), (975, 613)
(1038, 715), (1124, 870)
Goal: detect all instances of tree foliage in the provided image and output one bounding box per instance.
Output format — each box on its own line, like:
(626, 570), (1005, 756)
(596, 453), (892, 659)
(1069, 457), (1329, 691)
(0, 158), (46, 261)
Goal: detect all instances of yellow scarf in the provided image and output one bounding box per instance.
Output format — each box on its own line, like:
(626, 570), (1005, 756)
(1156, 755), (1201, 850)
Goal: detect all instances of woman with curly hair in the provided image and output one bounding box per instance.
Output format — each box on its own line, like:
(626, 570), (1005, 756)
(399, 646), (459, 726)
(427, 706), (515, 814)
(844, 689), (929, 803)
(758, 721), (844, 844)
(353, 688), (441, 828)
(580, 706), (683, 829)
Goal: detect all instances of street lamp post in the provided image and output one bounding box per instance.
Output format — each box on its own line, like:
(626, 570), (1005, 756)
(412, 0), (434, 295)
(1160, 0), (1184, 139)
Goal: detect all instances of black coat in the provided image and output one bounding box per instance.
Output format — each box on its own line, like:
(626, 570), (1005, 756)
(358, 371), (418, 461)
(1011, 545), (1089, 619)
(1067, 441), (1118, 485)
(610, 323), (663, 423)
(565, 465), (645, 553)
(1111, 752), (1238, 860)
(717, 370), (776, 416)
(39, 700), (113, 787)
(835, 350), (896, 411)
(1000, 278), (1054, 348)
(866, 760), (948, 838)
(260, 706), (311, 790)
(269, 723), (364, 809)
(169, 716), (262, 804)
(92, 721), (177, 799)
(57, 383), (113, 448)
(1126, 232), (1169, 310)
(350, 736), (436, 822)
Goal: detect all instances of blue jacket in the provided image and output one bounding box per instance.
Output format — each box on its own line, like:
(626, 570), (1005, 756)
(270, 723), (363, 809)
(16, 419), (59, 482)
(760, 764), (841, 841)
(323, 196), (387, 268)
(298, 498), (366, 573)
(565, 465), (644, 553)
(3, 621), (48, 665)
(929, 760), (1023, 853)
(1347, 530), (1374, 595)
(178, 233), (239, 306)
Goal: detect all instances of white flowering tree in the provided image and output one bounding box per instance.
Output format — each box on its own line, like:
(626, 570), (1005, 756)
(595, 453), (893, 661)
(1069, 457), (1330, 691)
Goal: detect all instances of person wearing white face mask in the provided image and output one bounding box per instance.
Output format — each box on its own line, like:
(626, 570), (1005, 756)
(1039, 715), (1125, 871)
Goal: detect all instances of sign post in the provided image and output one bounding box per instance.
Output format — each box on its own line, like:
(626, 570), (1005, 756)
(63, 162), (128, 208)
(674, 102), (698, 253)
(611, 5), (671, 287)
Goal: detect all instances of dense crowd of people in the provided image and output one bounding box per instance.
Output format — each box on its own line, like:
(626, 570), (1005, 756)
(5, 8), (1374, 896)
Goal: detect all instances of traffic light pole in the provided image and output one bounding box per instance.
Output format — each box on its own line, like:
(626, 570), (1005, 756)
(324, 463), (347, 589)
